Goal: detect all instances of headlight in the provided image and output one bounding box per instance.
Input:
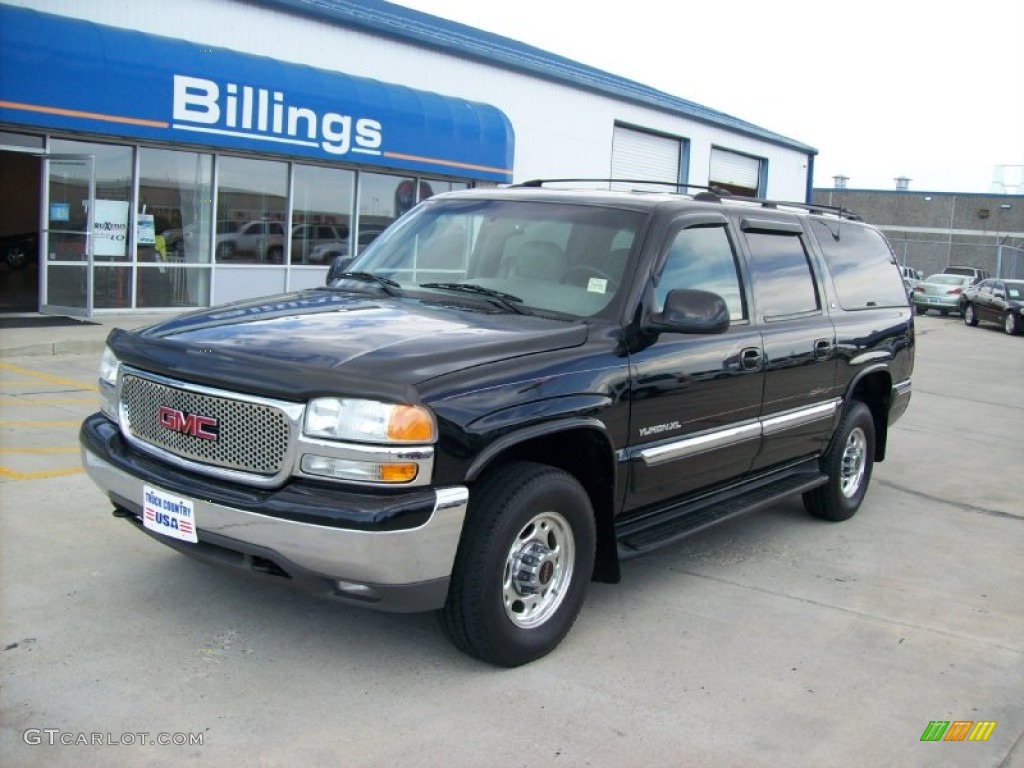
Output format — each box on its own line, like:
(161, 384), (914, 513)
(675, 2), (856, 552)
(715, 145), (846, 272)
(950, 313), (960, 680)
(304, 398), (435, 443)
(98, 346), (121, 420)
(99, 346), (120, 386)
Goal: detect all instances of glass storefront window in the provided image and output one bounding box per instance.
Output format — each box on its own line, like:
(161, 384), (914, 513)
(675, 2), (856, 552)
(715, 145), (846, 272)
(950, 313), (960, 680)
(215, 155), (287, 264)
(136, 147), (212, 308)
(137, 147), (213, 263)
(356, 172), (416, 259)
(136, 264), (210, 309)
(421, 179), (470, 199)
(290, 163), (354, 266)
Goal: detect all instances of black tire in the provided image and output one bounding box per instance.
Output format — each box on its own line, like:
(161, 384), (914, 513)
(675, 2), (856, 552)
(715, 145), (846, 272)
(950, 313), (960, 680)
(267, 246), (284, 263)
(216, 242), (235, 261)
(915, 305), (927, 315)
(803, 401), (875, 522)
(963, 303), (978, 326)
(439, 461), (596, 667)
(1005, 312), (1020, 335)
(939, 309), (949, 316)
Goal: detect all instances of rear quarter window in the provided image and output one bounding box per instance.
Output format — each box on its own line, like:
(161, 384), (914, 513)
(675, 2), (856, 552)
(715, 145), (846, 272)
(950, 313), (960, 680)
(809, 220), (908, 309)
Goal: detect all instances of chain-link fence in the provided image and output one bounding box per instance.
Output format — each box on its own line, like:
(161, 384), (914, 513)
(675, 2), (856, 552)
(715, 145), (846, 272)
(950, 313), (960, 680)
(884, 234), (1024, 279)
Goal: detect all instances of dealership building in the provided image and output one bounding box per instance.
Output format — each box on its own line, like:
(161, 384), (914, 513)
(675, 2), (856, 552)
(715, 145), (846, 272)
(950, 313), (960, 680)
(0, 0), (816, 317)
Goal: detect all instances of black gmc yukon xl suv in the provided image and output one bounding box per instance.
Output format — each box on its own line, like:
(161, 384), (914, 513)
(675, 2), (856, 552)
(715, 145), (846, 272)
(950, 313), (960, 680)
(80, 183), (914, 666)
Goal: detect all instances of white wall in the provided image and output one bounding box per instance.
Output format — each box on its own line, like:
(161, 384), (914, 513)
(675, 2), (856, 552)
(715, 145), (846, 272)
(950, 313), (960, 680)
(11, 0), (811, 199)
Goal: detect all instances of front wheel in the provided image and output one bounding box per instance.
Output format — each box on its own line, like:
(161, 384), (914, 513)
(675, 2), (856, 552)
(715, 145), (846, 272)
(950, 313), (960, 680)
(964, 304), (978, 326)
(439, 461), (596, 667)
(1005, 311), (1020, 335)
(804, 401), (875, 522)
(915, 304), (927, 315)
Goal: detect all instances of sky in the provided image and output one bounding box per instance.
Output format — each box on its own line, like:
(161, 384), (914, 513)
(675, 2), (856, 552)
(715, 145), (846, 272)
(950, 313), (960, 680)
(394, 0), (1024, 194)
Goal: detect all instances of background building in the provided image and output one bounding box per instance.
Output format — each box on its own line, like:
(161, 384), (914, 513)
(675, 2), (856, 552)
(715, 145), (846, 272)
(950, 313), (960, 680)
(0, 0), (815, 317)
(813, 185), (1024, 280)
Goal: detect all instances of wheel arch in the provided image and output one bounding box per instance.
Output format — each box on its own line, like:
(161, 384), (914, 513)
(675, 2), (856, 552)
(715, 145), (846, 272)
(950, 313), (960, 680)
(465, 420), (621, 584)
(844, 366), (893, 462)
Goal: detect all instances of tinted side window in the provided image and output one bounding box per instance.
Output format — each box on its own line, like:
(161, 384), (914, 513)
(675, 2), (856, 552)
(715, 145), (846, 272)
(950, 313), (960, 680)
(809, 220), (907, 309)
(656, 225), (745, 321)
(743, 231), (819, 319)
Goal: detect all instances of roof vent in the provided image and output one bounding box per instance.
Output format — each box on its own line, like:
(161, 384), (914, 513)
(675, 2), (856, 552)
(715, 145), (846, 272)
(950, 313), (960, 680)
(895, 177), (911, 191)
(833, 175), (849, 189)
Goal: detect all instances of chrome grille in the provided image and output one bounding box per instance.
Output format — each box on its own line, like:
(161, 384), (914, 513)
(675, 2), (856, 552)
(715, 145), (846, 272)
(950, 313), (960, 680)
(121, 373), (291, 475)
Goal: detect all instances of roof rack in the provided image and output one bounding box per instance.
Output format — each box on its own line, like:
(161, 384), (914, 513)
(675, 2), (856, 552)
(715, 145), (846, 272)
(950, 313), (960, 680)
(511, 178), (862, 221)
(514, 178), (731, 195)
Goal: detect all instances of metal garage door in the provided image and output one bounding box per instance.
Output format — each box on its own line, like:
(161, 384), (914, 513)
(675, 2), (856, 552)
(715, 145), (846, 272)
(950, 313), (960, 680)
(709, 148), (762, 196)
(611, 126), (682, 191)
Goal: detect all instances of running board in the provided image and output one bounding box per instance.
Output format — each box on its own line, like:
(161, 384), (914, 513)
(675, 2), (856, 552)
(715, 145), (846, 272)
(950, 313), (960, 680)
(616, 460), (827, 558)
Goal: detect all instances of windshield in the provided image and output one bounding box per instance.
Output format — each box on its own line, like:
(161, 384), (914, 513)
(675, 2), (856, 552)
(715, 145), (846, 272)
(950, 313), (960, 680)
(337, 199), (645, 318)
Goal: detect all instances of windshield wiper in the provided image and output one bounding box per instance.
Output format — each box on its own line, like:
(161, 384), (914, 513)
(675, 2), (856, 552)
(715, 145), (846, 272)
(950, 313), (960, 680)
(331, 272), (402, 296)
(419, 282), (531, 314)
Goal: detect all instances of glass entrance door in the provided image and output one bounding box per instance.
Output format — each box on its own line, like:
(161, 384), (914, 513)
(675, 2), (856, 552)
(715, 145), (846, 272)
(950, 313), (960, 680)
(42, 154), (95, 317)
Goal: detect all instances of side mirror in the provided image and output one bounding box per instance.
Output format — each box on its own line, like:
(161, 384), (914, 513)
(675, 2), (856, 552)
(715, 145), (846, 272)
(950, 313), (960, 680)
(325, 254), (355, 285)
(647, 288), (730, 334)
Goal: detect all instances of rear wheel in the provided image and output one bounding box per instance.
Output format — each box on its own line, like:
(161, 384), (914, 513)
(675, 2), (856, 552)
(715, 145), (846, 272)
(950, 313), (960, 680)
(1005, 311), (1020, 335)
(964, 303), (978, 326)
(915, 305), (927, 315)
(439, 461), (595, 667)
(804, 401), (875, 522)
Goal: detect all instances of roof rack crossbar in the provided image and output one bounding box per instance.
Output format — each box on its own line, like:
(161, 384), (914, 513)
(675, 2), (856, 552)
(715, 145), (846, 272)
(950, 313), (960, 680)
(509, 179), (861, 220)
(514, 178), (723, 193)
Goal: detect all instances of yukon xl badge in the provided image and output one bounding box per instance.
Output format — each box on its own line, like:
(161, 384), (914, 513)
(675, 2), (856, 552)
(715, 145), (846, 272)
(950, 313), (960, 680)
(157, 405), (220, 441)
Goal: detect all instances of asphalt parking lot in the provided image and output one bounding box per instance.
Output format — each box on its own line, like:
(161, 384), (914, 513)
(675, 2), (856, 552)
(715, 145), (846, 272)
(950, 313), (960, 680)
(1, 313), (1022, 767)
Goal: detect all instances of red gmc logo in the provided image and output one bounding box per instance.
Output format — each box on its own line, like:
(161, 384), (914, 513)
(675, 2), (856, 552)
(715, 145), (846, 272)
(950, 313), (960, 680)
(157, 406), (220, 441)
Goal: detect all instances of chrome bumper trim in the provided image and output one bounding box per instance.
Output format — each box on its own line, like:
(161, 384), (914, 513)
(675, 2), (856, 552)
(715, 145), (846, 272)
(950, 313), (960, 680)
(82, 446), (467, 587)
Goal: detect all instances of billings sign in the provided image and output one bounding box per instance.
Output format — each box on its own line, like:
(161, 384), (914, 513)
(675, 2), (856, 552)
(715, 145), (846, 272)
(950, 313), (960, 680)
(0, 5), (513, 182)
(172, 75), (383, 158)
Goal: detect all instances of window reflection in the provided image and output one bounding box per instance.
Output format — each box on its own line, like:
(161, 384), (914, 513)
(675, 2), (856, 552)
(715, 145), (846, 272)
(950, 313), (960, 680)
(215, 156), (287, 264)
(48, 140), (132, 264)
(290, 164), (354, 265)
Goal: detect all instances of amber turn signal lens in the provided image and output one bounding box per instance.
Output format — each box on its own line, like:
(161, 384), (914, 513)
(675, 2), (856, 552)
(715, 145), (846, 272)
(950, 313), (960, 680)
(387, 405), (435, 442)
(378, 463), (418, 483)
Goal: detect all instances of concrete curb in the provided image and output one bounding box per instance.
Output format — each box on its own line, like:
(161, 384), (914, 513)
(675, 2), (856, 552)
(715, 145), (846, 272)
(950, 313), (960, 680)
(0, 313), (169, 359)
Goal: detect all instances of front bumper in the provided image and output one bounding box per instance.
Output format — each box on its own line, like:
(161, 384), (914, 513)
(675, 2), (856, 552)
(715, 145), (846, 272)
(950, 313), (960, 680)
(80, 413), (468, 612)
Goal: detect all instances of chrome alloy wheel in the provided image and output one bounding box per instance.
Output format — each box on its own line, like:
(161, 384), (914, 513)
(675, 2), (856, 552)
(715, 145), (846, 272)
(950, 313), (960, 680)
(840, 427), (867, 498)
(503, 511), (575, 629)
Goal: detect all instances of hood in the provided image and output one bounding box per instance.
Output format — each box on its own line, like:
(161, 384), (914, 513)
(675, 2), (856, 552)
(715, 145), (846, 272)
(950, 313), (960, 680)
(108, 290), (588, 403)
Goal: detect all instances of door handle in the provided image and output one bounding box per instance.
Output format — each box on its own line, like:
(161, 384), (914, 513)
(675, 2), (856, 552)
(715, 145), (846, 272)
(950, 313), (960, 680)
(814, 339), (832, 359)
(740, 347), (762, 371)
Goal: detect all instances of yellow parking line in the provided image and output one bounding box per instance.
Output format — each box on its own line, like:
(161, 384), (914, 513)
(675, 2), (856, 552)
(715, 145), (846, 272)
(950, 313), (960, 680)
(0, 420), (81, 428)
(0, 466), (84, 480)
(0, 362), (97, 391)
(0, 447), (79, 455)
(0, 396), (96, 405)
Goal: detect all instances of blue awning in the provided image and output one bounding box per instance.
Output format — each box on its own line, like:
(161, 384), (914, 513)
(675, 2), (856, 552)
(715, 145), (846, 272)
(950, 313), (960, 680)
(0, 5), (514, 182)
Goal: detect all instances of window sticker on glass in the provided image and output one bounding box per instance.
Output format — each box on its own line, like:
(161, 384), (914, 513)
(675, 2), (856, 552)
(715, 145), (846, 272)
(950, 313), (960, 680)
(587, 277), (608, 294)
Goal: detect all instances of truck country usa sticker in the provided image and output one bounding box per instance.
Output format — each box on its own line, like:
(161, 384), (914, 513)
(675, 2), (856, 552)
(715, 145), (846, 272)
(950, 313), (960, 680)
(172, 75), (383, 157)
(143, 485), (198, 544)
